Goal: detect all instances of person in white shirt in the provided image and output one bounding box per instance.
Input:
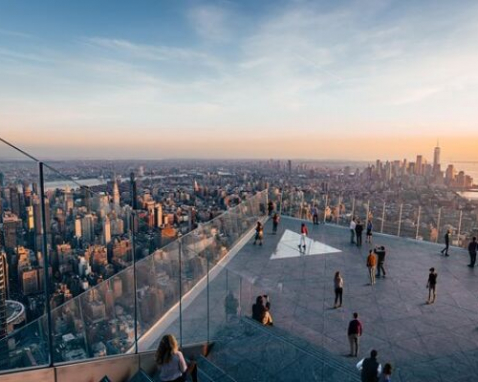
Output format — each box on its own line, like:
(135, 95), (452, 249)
(350, 218), (356, 244)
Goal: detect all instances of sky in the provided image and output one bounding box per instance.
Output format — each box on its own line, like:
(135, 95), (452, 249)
(1, 0), (478, 161)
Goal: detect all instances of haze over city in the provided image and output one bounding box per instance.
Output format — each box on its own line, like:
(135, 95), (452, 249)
(1, 0), (478, 160)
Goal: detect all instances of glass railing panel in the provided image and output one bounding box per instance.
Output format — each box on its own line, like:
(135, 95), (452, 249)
(208, 266), (242, 343)
(267, 187), (281, 216)
(78, 278), (112, 358)
(381, 201), (401, 236)
(338, 195), (354, 227)
(51, 293), (88, 363)
(458, 209), (475, 248)
(437, 206), (460, 245)
(136, 255), (159, 336)
(369, 199), (384, 235)
(179, 253), (208, 346)
(0, 138), (51, 372)
(326, 194), (340, 224)
(179, 224), (205, 258)
(0, 189), (266, 370)
(219, 213), (241, 249)
(416, 205), (438, 242)
(105, 267), (135, 355)
(235, 203), (251, 236)
(0, 315), (50, 371)
(141, 241), (181, 343)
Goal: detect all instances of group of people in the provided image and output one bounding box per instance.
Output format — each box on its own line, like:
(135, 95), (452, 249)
(348, 314), (393, 382)
(350, 217), (373, 247)
(366, 246), (387, 285)
(252, 294), (274, 325)
(253, 213), (281, 245)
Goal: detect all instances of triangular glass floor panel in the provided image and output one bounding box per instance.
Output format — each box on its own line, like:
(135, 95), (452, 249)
(270, 229), (342, 260)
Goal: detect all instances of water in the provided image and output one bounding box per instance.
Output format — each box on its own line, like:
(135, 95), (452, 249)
(459, 191), (478, 201)
(454, 162), (478, 183)
(44, 175), (168, 191)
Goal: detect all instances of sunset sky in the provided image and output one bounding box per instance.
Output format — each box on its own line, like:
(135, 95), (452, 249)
(1, 0), (478, 161)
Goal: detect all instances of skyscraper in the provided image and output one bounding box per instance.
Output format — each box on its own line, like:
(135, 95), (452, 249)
(130, 172), (138, 210)
(102, 217), (111, 245)
(1, 251), (9, 329)
(112, 179), (120, 206)
(416, 155), (423, 175)
(0, 249), (8, 368)
(433, 141), (441, 175)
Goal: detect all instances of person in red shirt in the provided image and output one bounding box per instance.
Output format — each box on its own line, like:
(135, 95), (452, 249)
(348, 312), (363, 357)
(298, 223), (309, 252)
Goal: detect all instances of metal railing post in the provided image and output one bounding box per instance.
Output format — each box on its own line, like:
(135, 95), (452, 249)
(39, 162), (54, 367)
(279, 189), (283, 216)
(239, 276), (242, 318)
(336, 195), (342, 225)
(300, 192), (305, 220)
(323, 193), (329, 223)
(207, 260), (210, 345)
(397, 204), (403, 237)
(436, 208), (442, 243)
(416, 206), (421, 240)
(457, 210), (463, 246)
(179, 240), (183, 347)
(131, 213), (138, 354)
(380, 201), (386, 233)
(365, 200), (370, 226)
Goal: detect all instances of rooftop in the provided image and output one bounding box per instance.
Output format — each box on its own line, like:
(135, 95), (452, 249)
(164, 216), (478, 382)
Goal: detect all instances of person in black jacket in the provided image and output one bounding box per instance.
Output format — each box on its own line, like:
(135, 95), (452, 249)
(441, 229), (451, 256)
(374, 246), (387, 278)
(355, 220), (364, 247)
(361, 349), (380, 382)
(468, 237), (477, 267)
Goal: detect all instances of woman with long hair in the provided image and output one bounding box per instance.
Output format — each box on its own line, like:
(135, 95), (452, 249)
(379, 363), (392, 382)
(156, 334), (197, 382)
(333, 271), (344, 308)
(253, 221), (264, 246)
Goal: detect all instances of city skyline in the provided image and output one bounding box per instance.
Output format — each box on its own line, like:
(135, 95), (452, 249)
(1, 0), (478, 160)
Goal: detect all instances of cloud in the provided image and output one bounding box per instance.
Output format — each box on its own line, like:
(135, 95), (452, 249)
(0, 28), (33, 38)
(84, 37), (212, 63)
(187, 5), (231, 42)
(2, 0), (478, 159)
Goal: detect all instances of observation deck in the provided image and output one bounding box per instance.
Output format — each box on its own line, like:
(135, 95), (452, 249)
(1, 200), (477, 382)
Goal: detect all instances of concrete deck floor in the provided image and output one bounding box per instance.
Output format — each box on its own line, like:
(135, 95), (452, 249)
(223, 216), (478, 382)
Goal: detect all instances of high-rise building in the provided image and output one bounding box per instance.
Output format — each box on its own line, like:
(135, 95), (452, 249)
(287, 160), (292, 174)
(155, 203), (163, 227)
(433, 142), (441, 175)
(112, 179), (120, 206)
(26, 206), (34, 231)
(2, 212), (22, 252)
(416, 155), (423, 175)
(74, 217), (82, 238)
(21, 268), (39, 296)
(8, 186), (21, 217)
(81, 214), (95, 244)
(0, 172), (4, 188)
(445, 164), (456, 184)
(102, 217), (111, 245)
(0, 249), (8, 368)
(130, 172), (138, 210)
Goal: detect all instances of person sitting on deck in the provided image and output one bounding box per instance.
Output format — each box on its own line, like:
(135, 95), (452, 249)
(252, 295), (273, 326)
